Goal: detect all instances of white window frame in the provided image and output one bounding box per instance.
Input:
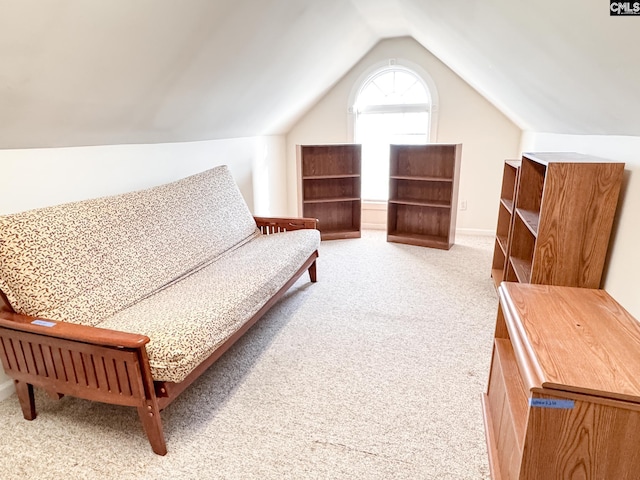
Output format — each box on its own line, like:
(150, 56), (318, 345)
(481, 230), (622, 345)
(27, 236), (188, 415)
(348, 60), (439, 205)
(347, 59), (439, 144)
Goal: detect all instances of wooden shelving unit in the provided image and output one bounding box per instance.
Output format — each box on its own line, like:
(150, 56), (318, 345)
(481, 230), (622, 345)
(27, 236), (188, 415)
(494, 152), (624, 288)
(298, 144), (361, 240)
(483, 283), (640, 479)
(387, 144), (462, 249)
(491, 160), (520, 287)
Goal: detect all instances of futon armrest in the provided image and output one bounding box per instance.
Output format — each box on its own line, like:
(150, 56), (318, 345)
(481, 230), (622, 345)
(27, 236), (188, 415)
(0, 311), (149, 349)
(254, 216), (318, 233)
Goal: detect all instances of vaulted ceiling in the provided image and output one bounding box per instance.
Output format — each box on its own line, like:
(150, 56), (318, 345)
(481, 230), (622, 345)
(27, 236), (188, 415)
(1, 0), (638, 149)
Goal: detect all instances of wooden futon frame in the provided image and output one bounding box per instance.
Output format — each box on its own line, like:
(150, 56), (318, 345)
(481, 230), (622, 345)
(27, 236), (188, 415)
(0, 216), (318, 456)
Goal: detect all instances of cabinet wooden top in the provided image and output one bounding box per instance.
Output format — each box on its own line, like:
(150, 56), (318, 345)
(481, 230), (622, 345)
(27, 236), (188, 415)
(522, 151), (625, 165)
(298, 144), (361, 150)
(504, 159), (521, 168)
(499, 282), (640, 403)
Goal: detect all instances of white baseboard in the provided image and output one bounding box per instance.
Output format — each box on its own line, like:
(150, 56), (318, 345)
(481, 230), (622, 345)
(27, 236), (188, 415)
(456, 228), (494, 237)
(362, 225), (494, 236)
(0, 379), (15, 402)
(362, 223), (386, 230)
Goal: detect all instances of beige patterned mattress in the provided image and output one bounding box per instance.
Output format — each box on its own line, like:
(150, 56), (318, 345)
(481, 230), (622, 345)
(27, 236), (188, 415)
(97, 229), (319, 383)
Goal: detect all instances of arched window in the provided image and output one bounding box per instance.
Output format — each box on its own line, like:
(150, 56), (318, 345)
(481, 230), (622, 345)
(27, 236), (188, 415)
(353, 65), (434, 201)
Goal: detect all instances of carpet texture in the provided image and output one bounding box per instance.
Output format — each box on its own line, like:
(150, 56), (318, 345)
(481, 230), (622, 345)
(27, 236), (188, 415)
(0, 230), (497, 479)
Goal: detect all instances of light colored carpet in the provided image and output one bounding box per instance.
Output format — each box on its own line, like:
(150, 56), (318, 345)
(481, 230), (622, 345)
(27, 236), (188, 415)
(0, 230), (497, 479)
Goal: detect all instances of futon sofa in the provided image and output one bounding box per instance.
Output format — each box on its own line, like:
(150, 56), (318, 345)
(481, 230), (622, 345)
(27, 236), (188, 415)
(0, 165), (320, 455)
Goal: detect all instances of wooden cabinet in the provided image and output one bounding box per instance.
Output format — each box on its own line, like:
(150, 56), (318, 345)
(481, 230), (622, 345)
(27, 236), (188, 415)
(298, 144), (361, 240)
(491, 160), (520, 286)
(493, 152), (624, 288)
(387, 144), (461, 249)
(483, 282), (640, 480)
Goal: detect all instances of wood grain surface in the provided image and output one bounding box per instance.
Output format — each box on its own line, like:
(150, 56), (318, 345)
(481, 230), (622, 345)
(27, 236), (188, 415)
(501, 282), (640, 403)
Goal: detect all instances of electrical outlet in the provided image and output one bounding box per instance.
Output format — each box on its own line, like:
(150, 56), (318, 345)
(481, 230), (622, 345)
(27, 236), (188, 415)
(460, 200), (467, 211)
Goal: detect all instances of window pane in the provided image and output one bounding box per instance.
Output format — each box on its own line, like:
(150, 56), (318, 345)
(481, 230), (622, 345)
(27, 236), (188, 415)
(355, 67), (432, 202)
(356, 69), (430, 109)
(356, 111), (429, 201)
(402, 81), (430, 104)
(358, 82), (386, 106)
(373, 73), (394, 99)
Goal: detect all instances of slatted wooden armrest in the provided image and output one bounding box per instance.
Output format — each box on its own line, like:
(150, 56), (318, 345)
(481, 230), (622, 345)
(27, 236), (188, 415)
(254, 216), (318, 233)
(0, 312), (149, 349)
(0, 311), (166, 455)
(254, 216), (319, 284)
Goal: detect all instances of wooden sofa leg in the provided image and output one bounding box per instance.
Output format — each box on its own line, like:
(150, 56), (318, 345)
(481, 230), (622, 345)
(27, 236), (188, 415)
(308, 260), (317, 283)
(14, 381), (36, 420)
(137, 400), (167, 456)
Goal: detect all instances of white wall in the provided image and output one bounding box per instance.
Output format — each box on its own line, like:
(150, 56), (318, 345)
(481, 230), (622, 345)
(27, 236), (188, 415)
(286, 37), (522, 233)
(0, 135), (288, 216)
(0, 134), (288, 399)
(521, 132), (640, 318)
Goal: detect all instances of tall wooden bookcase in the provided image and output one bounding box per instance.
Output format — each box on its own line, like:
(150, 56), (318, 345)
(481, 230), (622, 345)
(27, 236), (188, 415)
(387, 144), (462, 249)
(491, 152), (624, 288)
(298, 144), (361, 240)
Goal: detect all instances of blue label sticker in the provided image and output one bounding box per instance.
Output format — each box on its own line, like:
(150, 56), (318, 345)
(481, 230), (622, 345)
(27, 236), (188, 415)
(530, 398), (575, 409)
(31, 319), (56, 328)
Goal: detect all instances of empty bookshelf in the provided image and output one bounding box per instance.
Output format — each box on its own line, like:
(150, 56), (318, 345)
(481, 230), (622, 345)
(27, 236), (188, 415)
(494, 152), (624, 288)
(491, 160), (520, 287)
(298, 144), (362, 240)
(387, 143), (462, 249)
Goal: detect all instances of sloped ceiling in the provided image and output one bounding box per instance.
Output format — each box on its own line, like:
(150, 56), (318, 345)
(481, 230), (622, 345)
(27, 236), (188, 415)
(0, 0), (638, 149)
